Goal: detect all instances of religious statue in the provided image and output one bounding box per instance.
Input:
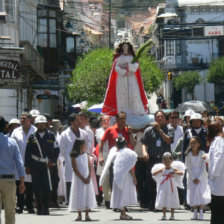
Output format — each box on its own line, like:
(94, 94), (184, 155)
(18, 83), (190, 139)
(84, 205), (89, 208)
(102, 41), (148, 117)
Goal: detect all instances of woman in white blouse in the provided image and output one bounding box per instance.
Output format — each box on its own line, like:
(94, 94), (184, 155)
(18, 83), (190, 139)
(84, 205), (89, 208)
(207, 123), (224, 224)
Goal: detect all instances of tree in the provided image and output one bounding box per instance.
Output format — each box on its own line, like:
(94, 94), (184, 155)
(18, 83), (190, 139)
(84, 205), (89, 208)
(207, 57), (224, 83)
(68, 48), (164, 104)
(173, 71), (201, 100)
(138, 55), (164, 93)
(68, 48), (113, 104)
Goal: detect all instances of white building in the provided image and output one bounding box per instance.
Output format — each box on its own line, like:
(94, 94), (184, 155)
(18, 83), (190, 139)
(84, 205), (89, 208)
(155, 0), (224, 107)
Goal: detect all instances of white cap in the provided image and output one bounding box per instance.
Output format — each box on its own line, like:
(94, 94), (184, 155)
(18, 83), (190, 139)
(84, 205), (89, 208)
(184, 109), (195, 118)
(9, 118), (20, 125)
(29, 109), (40, 117)
(190, 113), (203, 121)
(34, 115), (47, 124)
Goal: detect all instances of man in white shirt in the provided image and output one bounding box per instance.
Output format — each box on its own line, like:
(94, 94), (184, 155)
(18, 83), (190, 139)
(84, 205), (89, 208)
(168, 110), (184, 153)
(59, 113), (88, 201)
(95, 115), (110, 208)
(11, 112), (37, 214)
(79, 112), (94, 155)
(208, 127), (224, 224)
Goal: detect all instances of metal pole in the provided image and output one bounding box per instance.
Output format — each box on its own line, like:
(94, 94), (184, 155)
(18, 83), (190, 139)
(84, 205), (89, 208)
(109, 0), (111, 48)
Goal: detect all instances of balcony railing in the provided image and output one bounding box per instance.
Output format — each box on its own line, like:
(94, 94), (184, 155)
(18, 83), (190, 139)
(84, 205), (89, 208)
(20, 41), (45, 79)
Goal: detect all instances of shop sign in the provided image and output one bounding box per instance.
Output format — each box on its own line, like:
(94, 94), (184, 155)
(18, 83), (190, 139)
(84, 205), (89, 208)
(0, 60), (19, 79)
(204, 26), (224, 36)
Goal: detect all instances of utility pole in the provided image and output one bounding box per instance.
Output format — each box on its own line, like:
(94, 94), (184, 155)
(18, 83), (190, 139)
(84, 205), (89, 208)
(109, 0), (112, 48)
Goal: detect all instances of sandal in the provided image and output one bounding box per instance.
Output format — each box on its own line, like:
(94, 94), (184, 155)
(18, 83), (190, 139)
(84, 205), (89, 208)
(75, 215), (82, 221)
(120, 214), (133, 220)
(85, 215), (92, 221)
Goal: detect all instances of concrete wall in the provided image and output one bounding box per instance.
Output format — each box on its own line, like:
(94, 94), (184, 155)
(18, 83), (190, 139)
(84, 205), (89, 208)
(186, 39), (219, 64)
(194, 70), (215, 102)
(185, 7), (224, 23)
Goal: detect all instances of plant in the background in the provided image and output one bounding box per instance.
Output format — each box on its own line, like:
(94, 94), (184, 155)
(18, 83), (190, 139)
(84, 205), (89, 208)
(138, 55), (164, 93)
(173, 71), (201, 100)
(68, 48), (113, 104)
(207, 57), (224, 83)
(68, 48), (164, 104)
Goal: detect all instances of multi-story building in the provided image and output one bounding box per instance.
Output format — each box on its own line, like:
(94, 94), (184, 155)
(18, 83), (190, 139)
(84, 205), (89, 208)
(0, 0), (45, 120)
(155, 0), (224, 107)
(0, 0), (77, 120)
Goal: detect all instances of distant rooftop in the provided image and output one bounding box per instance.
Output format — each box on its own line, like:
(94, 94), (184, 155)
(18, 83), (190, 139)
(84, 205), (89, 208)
(177, 0), (224, 7)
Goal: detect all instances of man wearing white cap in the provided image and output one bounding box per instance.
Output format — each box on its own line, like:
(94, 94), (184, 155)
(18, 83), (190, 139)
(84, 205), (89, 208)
(182, 113), (207, 162)
(25, 115), (59, 215)
(183, 109), (195, 131)
(11, 112), (36, 214)
(8, 118), (20, 137)
(29, 109), (40, 124)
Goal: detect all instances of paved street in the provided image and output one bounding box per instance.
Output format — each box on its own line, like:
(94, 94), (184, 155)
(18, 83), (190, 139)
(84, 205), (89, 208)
(2, 204), (210, 224)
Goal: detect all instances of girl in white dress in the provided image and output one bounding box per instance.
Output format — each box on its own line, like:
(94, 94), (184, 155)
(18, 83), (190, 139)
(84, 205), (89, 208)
(152, 152), (185, 221)
(99, 137), (137, 220)
(69, 139), (96, 221)
(185, 136), (211, 220)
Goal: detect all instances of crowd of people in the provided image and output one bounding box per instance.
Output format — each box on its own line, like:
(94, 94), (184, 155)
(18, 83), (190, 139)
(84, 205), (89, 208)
(0, 108), (224, 224)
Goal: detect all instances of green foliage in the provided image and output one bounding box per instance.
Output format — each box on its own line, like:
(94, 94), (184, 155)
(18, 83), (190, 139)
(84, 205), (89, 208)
(68, 48), (113, 104)
(138, 55), (164, 93)
(207, 57), (224, 83)
(132, 39), (154, 63)
(173, 71), (201, 96)
(68, 48), (164, 104)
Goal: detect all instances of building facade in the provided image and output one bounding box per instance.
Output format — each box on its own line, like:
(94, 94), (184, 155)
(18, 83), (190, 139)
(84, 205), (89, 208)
(0, 0), (45, 120)
(155, 0), (224, 107)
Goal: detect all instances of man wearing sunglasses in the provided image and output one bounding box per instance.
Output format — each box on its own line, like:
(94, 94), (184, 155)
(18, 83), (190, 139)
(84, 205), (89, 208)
(168, 110), (184, 153)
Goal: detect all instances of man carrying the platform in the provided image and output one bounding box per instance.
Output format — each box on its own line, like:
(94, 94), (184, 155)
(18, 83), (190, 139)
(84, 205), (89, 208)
(142, 110), (174, 211)
(98, 111), (136, 204)
(99, 111), (136, 166)
(25, 115), (59, 215)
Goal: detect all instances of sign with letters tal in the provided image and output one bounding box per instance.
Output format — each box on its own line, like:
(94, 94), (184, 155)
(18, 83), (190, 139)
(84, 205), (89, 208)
(0, 60), (19, 79)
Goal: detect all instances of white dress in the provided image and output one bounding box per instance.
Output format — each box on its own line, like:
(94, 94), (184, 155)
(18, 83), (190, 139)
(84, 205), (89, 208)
(154, 168), (180, 209)
(57, 133), (66, 197)
(69, 153), (96, 211)
(99, 147), (138, 209)
(111, 171), (137, 209)
(185, 151), (211, 206)
(115, 54), (145, 115)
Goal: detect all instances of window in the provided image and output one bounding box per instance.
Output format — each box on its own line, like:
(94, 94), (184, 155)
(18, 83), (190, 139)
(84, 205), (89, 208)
(5, 0), (15, 22)
(37, 7), (57, 48)
(217, 7), (224, 12)
(209, 7), (217, 13)
(166, 40), (174, 55)
(200, 7), (208, 14)
(191, 7), (199, 14)
(66, 36), (75, 53)
(176, 40), (181, 55)
(38, 18), (48, 47)
(193, 27), (204, 36)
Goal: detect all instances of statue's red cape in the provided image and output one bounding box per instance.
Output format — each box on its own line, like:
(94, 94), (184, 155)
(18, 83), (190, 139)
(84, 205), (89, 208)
(102, 57), (148, 116)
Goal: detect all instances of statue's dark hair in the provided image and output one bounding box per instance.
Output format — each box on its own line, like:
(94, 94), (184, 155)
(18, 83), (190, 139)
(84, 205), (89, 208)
(113, 41), (135, 61)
